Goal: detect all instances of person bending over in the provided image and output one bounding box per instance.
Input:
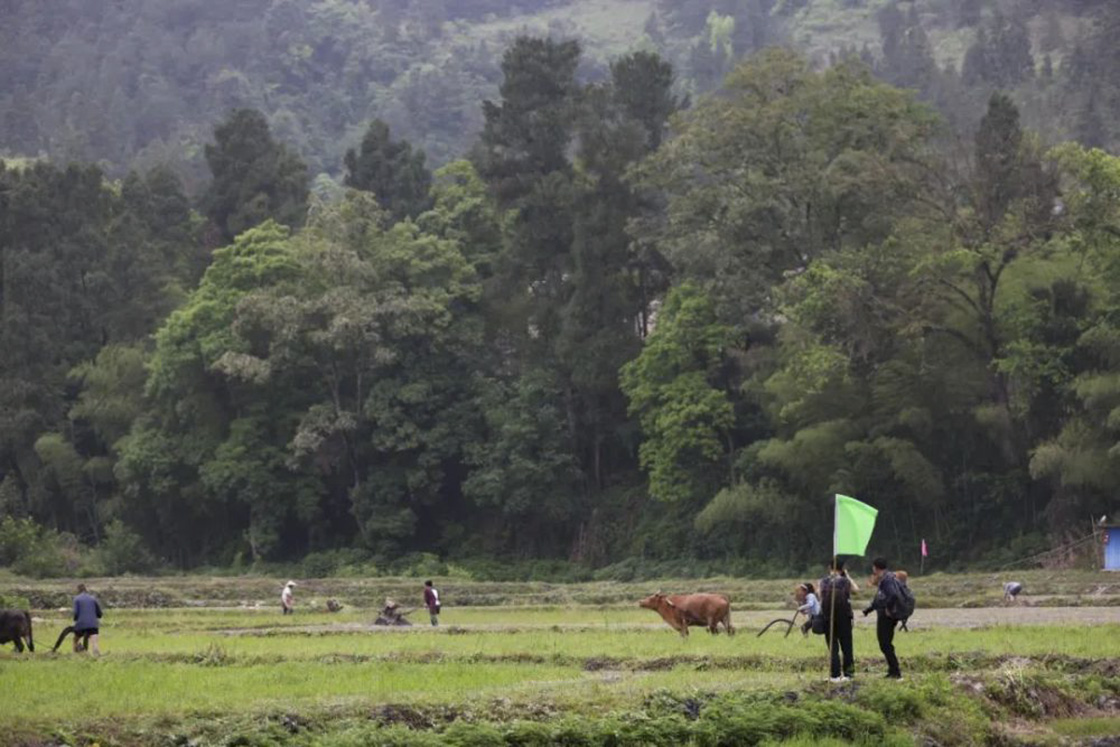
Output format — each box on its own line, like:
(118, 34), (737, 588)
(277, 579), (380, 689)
(795, 583), (820, 635)
(72, 584), (102, 656)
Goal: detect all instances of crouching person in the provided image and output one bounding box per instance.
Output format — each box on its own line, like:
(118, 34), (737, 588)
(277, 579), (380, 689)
(73, 584), (102, 656)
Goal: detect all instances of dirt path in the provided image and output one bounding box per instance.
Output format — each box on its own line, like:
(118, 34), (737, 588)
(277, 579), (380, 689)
(209, 606), (1118, 636)
(872, 605), (1120, 628)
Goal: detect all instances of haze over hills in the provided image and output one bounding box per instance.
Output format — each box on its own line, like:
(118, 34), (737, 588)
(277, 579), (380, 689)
(1, 0), (1116, 189)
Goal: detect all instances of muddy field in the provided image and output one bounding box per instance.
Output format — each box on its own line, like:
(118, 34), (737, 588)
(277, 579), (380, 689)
(201, 605), (1120, 637)
(3, 572), (1119, 746)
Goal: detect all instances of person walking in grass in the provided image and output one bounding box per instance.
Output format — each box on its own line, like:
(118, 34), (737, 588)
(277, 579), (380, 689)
(819, 559), (856, 682)
(281, 581), (296, 615)
(423, 580), (440, 626)
(864, 557), (904, 680)
(72, 583), (102, 656)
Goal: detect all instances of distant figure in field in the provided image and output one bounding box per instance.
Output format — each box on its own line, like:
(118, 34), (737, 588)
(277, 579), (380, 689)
(72, 584), (102, 656)
(281, 581), (296, 615)
(423, 580), (440, 627)
(1003, 581), (1023, 604)
(374, 598), (412, 626)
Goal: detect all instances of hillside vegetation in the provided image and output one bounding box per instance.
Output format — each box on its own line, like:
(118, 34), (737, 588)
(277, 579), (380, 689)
(2, 1), (1120, 576)
(2, 0), (1117, 185)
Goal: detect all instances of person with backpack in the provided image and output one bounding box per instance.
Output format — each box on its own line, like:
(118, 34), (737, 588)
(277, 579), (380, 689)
(863, 557), (909, 679)
(818, 558), (857, 682)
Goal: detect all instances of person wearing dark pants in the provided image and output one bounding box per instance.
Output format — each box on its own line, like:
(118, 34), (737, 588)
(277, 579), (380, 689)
(826, 613), (854, 681)
(819, 558), (856, 682)
(423, 580), (440, 627)
(876, 613), (900, 677)
(864, 557), (903, 679)
(72, 584), (103, 656)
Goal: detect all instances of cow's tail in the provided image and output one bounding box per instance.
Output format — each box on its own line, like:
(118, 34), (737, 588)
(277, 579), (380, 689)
(24, 611), (34, 652)
(724, 605), (735, 636)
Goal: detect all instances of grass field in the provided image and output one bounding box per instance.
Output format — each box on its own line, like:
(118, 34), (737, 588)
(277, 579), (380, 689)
(2, 572), (1118, 745)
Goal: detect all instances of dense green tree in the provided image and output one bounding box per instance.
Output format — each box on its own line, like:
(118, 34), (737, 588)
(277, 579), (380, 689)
(609, 52), (681, 150)
(0, 159), (197, 542)
(632, 49), (940, 323)
(621, 283), (735, 504)
(1031, 145), (1120, 527)
(343, 119), (433, 223)
(477, 37), (582, 203)
(202, 109), (309, 242)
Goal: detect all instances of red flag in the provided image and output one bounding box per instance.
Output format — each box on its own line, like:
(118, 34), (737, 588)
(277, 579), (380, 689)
(921, 538), (928, 557)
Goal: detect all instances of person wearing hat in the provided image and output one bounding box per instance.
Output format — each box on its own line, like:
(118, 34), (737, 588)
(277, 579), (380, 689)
(281, 581), (296, 615)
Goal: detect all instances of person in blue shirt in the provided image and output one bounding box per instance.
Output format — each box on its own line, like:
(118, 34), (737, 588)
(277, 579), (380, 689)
(72, 584), (103, 656)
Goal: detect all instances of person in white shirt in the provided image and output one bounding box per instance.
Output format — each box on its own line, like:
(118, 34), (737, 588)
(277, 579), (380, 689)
(423, 580), (440, 626)
(281, 581), (296, 615)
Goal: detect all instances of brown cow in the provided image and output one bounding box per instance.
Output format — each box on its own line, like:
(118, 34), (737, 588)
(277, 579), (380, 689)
(639, 592), (734, 638)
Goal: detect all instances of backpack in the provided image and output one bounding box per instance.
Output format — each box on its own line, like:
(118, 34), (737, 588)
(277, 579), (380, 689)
(810, 614), (827, 635)
(818, 576), (852, 619)
(892, 581), (916, 622)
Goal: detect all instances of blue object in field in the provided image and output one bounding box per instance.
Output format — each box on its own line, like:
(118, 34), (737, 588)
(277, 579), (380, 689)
(1105, 527), (1120, 571)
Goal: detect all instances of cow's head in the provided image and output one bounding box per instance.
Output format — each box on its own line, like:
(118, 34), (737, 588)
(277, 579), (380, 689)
(638, 591), (674, 610)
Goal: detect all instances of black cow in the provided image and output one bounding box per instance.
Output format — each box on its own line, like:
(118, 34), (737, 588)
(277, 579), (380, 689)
(0, 609), (34, 652)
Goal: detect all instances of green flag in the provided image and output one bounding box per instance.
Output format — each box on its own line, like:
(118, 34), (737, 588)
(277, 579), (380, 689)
(834, 494), (878, 556)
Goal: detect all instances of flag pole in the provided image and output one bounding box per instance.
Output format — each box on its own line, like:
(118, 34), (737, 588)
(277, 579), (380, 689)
(828, 552), (837, 678)
(828, 497), (837, 680)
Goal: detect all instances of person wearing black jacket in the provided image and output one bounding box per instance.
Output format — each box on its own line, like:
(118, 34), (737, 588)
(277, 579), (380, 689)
(864, 557), (903, 679)
(819, 558), (857, 682)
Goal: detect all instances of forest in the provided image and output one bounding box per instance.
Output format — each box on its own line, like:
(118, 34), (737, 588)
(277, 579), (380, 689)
(1, 0), (1119, 578)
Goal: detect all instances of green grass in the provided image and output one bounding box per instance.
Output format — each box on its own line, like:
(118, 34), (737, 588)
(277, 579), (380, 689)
(1050, 715), (1120, 737)
(2, 572), (1118, 745)
(3, 659), (580, 727)
(8, 568), (1116, 609)
(22, 619), (1120, 663)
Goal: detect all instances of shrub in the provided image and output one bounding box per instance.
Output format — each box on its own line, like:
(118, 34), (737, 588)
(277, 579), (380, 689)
(98, 519), (156, 575)
(0, 517), (81, 577)
(0, 592), (31, 609)
(302, 548), (373, 578)
(0, 516), (40, 566)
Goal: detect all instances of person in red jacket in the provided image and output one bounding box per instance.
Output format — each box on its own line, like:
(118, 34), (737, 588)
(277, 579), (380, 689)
(423, 580), (440, 626)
